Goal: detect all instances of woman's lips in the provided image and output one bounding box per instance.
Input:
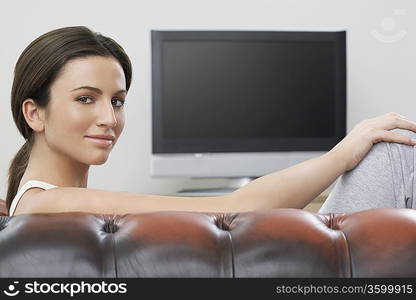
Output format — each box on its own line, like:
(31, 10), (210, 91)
(85, 136), (113, 147)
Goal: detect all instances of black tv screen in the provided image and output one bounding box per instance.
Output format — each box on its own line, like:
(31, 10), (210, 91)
(152, 30), (346, 153)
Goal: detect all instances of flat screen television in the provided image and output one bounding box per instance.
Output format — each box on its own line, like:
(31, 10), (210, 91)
(151, 29), (346, 195)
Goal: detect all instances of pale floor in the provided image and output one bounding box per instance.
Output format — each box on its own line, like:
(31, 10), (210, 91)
(303, 192), (328, 213)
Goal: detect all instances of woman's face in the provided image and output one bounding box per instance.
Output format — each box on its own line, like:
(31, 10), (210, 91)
(42, 55), (127, 165)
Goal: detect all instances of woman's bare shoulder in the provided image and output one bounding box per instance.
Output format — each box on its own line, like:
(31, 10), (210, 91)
(13, 188), (45, 215)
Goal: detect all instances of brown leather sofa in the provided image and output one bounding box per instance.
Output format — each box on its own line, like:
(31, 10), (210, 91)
(0, 199), (415, 278)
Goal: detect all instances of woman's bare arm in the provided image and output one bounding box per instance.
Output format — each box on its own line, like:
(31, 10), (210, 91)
(18, 113), (416, 215)
(20, 149), (341, 215)
(19, 187), (236, 215)
(231, 150), (345, 211)
(233, 112), (416, 211)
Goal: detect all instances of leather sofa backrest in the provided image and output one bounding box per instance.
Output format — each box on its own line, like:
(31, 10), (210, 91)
(1, 208), (416, 277)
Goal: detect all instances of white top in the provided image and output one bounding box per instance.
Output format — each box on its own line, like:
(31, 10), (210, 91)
(9, 180), (57, 216)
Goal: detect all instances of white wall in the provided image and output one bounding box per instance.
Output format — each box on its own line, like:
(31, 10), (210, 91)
(0, 0), (415, 198)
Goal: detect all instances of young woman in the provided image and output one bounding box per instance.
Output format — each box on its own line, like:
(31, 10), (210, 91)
(6, 26), (416, 216)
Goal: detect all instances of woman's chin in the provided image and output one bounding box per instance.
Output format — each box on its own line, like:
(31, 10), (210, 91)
(88, 155), (109, 165)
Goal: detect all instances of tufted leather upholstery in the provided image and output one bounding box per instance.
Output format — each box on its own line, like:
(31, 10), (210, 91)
(0, 199), (416, 278)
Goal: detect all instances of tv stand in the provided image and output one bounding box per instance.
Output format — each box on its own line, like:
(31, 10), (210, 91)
(176, 177), (256, 196)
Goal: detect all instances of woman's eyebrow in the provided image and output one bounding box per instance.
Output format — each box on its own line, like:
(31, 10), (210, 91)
(70, 86), (127, 95)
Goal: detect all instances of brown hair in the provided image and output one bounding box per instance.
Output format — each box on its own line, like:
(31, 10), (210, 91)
(6, 26), (132, 214)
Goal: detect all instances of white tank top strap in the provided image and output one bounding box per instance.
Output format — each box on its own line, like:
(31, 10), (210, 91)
(9, 180), (57, 216)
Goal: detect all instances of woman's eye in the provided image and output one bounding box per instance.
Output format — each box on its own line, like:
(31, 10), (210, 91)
(112, 98), (125, 107)
(76, 96), (124, 107)
(76, 96), (93, 104)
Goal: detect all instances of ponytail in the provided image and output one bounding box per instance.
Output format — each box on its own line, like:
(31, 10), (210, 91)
(6, 136), (34, 214)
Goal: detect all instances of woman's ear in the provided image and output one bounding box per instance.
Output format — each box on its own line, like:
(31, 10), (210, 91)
(22, 98), (45, 132)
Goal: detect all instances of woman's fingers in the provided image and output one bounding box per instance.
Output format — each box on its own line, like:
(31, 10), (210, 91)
(394, 117), (416, 132)
(370, 112), (416, 132)
(333, 112), (416, 172)
(376, 130), (416, 145)
(368, 112), (416, 144)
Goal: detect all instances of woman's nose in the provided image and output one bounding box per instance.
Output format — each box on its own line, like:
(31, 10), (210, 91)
(96, 101), (117, 128)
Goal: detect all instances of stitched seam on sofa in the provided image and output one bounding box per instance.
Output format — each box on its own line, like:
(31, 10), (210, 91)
(330, 214), (352, 278)
(337, 227), (352, 278)
(226, 230), (235, 278)
(108, 217), (118, 278)
(112, 230), (118, 278)
(228, 214), (239, 278)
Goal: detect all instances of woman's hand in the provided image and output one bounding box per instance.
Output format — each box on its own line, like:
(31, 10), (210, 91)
(330, 112), (416, 172)
(229, 112), (416, 211)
